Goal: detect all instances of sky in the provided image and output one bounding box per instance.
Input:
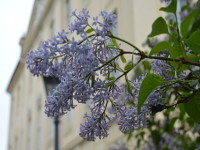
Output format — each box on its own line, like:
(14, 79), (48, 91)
(0, 0), (34, 150)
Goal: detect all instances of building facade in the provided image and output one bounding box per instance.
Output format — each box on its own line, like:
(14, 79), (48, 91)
(7, 0), (162, 150)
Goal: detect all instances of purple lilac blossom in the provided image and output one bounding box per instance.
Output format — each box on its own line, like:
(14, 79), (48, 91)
(69, 8), (90, 38)
(142, 133), (184, 150)
(152, 58), (174, 81)
(93, 10), (117, 36)
(26, 8), (167, 142)
(45, 78), (75, 117)
(80, 112), (112, 141)
(79, 80), (121, 140)
(160, 0), (171, 4)
(27, 9), (121, 141)
(110, 76), (163, 134)
(108, 141), (128, 150)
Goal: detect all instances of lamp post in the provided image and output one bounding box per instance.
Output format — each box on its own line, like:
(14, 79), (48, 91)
(54, 116), (60, 150)
(43, 77), (60, 150)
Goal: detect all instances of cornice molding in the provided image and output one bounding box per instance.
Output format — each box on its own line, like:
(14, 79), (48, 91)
(21, 0), (53, 58)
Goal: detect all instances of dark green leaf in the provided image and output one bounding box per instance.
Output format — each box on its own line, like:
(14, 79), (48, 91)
(142, 61), (152, 72)
(127, 132), (132, 141)
(127, 100), (134, 105)
(107, 77), (115, 80)
(186, 30), (200, 54)
(148, 17), (169, 37)
(91, 75), (95, 87)
(169, 117), (178, 131)
(113, 62), (117, 72)
(86, 28), (94, 34)
(124, 61), (134, 71)
(160, 0), (177, 14)
(178, 103), (185, 115)
(134, 67), (141, 78)
(105, 81), (115, 87)
(115, 63), (124, 72)
(138, 74), (165, 113)
(120, 55), (126, 63)
(126, 79), (134, 96)
(152, 130), (161, 145)
(170, 43), (185, 69)
(181, 11), (197, 37)
(150, 41), (172, 56)
(184, 91), (200, 123)
(111, 38), (119, 48)
(106, 45), (117, 49)
(170, 43), (185, 60)
(184, 55), (200, 62)
(186, 117), (195, 127)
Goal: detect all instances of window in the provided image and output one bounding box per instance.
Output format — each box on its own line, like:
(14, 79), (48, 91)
(27, 114), (32, 150)
(49, 118), (54, 140)
(66, 111), (73, 126)
(111, 9), (118, 36)
(66, 0), (72, 25)
(15, 137), (19, 150)
(50, 21), (54, 37)
(33, 0), (48, 28)
(17, 85), (20, 115)
(37, 106), (42, 150)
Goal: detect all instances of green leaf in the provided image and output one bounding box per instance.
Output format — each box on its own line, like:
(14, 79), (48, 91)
(127, 132), (133, 141)
(111, 38), (119, 48)
(178, 103), (185, 115)
(181, 11), (197, 37)
(120, 55), (126, 63)
(150, 41), (172, 56)
(151, 130), (161, 145)
(160, 0), (177, 14)
(170, 43), (185, 58)
(138, 74), (164, 113)
(184, 55), (200, 62)
(148, 17), (169, 37)
(107, 77), (115, 80)
(169, 117), (178, 131)
(105, 81), (115, 87)
(126, 79), (134, 96)
(142, 61), (152, 72)
(184, 91), (200, 123)
(91, 75), (95, 87)
(115, 63), (124, 72)
(186, 30), (200, 54)
(86, 28), (94, 34)
(127, 100), (134, 105)
(106, 45), (117, 49)
(170, 43), (185, 69)
(124, 61), (134, 71)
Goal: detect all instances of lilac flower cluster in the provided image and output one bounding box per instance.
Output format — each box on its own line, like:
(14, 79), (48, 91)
(93, 10), (117, 36)
(27, 9), (120, 140)
(152, 57), (174, 81)
(80, 112), (112, 141)
(26, 29), (69, 77)
(108, 141), (128, 150)
(142, 133), (184, 150)
(69, 8), (90, 38)
(26, 9), (169, 141)
(108, 75), (164, 134)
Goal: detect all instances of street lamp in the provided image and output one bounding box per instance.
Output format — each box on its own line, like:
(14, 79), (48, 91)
(43, 77), (60, 150)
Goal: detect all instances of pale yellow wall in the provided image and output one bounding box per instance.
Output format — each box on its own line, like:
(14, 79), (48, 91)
(8, 0), (163, 150)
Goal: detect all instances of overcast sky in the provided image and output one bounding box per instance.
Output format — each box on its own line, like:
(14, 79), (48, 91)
(0, 0), (34, 149)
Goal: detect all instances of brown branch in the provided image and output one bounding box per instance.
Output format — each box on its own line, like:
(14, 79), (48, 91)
(122, 51), (200, 67)
(151, 90), (198, 114)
